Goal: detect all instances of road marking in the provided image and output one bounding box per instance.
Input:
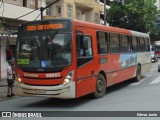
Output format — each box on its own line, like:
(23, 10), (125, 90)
(130, 75), (152, 86)
(150, 76), (160, 84)
(151, 68), (157, 71)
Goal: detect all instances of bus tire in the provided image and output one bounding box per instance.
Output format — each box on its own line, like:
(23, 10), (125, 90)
(133, 65), (141, 82)
(92, 74), (106, 99)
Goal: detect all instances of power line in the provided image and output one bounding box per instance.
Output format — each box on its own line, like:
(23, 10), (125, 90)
(15, 8), (40, 19)
(40, 0), (60, 19)
(15, 0), (60, 20)
(34, 13), (41, 21)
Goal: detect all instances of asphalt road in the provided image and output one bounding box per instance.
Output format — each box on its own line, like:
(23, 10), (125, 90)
(0, 63), (160, 119)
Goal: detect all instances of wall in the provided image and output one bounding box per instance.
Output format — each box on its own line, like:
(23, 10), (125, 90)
(4, 0), (22, 6)
(155, 0), (160, 9)
(0, 37), (7, 79)
(0, 2), (41, 21)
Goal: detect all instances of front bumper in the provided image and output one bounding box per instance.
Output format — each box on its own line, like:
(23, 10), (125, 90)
(15, 81), (76, 99)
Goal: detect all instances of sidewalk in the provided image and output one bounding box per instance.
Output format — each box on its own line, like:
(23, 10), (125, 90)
(0, 79), (19, 101)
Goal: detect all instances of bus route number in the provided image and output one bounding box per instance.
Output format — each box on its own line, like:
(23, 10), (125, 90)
(17, 59), (29, 65)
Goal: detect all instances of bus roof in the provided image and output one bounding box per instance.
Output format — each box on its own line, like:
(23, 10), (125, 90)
(19, 18), (149, 37)
(73, 19), (132, 35)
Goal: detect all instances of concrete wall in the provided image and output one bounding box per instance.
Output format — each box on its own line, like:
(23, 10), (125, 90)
(0, 2), (42, 21)
(4, 0), (22, 6)
(155, 0), (160, 9)
(0, 37), (7, 79)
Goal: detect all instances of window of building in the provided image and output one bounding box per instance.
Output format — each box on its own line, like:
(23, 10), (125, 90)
(56, 6), (61, 17)
(67, 4), (73, 18)
(94, 0), (99, 2)
(97, 31), (108, 54)
(46, 2), (52, 16)
(23, 0), (27, 7)
(109, 33), (120, 53)
(57, 6), (61, 14)
(30, 0), (35, 4)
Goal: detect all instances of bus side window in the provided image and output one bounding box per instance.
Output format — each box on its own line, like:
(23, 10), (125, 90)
(76, 35), (93, 57)
(131, 36), (138, 52)
(76, 34), (84, 57)
(145, 38), (150, 52)
(76, 34), (93, 67)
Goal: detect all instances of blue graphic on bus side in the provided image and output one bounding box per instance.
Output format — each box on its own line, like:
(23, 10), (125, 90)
(120, 53), (137, 68)
(41, 61), (47, 68)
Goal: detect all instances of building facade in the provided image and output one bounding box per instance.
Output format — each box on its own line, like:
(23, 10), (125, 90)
(45, 0), (103, 24)
(155, 0), (160, 9)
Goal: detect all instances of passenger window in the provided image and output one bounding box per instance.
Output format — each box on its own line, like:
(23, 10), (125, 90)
(97, 31), (108, 54)
(131, 36), (138, 52)
(121, 35), (131, 53)
(139, 37), (146, 52)
(110, 33), (120, 53)
(145, 38), (150, 52)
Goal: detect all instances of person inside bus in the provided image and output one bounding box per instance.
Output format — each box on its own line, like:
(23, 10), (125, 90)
(128, 44), (132, 52)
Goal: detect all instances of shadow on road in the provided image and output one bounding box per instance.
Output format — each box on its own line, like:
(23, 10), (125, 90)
(106, 78), (135, 95)
(22, 96), (95, 109)
(21, 79), (138, 109)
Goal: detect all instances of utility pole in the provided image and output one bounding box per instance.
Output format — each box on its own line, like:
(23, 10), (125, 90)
(40, 0), (60, 20)
(104, 0), (106, 25)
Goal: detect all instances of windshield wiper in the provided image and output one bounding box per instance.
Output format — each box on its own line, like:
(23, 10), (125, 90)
(50, 31), (59, 40)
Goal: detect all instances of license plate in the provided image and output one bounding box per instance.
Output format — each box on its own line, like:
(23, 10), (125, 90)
(35, 89), (46, 94)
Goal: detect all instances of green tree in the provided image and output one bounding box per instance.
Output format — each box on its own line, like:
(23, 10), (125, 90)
(106, 0), (158, 33)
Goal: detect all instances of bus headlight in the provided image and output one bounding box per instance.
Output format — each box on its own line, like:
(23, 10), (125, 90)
(63, 70), (74, 85)
(15, 73), (22, 83)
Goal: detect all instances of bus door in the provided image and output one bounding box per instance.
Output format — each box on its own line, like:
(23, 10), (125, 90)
(76, 34), (96, 97)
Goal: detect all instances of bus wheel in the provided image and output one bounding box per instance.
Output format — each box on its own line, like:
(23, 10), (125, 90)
(92, 74), (106, 99)
(133, 65), (141, 82)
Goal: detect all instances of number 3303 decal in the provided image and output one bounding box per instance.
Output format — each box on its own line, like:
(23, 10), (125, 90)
(17, 59), (30, 64)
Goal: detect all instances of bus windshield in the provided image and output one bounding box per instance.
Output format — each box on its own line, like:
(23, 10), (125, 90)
(16, 32), (72, 68)
(155, 44), (160, 51)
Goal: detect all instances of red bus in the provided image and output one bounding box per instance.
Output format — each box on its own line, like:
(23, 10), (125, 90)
(15, 18), (151, 99)
(153, 41), (160, 61)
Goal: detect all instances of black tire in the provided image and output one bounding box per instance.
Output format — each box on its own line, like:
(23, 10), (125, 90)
(92, 74), (106, 99)
(158, 69), (160, 72)
(133, 65), (141, 82)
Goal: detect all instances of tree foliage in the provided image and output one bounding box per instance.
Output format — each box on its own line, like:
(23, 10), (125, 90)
(106, 0), (158, 34)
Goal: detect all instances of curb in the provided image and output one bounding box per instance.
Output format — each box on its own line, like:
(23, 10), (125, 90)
(0, 85), (7, 87)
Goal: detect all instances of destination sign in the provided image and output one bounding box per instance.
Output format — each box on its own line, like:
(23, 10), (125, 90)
(20, 20), (71, 33)
(26, 23), (64, 31)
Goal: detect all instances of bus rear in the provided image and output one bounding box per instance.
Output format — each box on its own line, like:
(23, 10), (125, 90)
(15, 19), (76, 99)
(153, 41), (160, 59)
